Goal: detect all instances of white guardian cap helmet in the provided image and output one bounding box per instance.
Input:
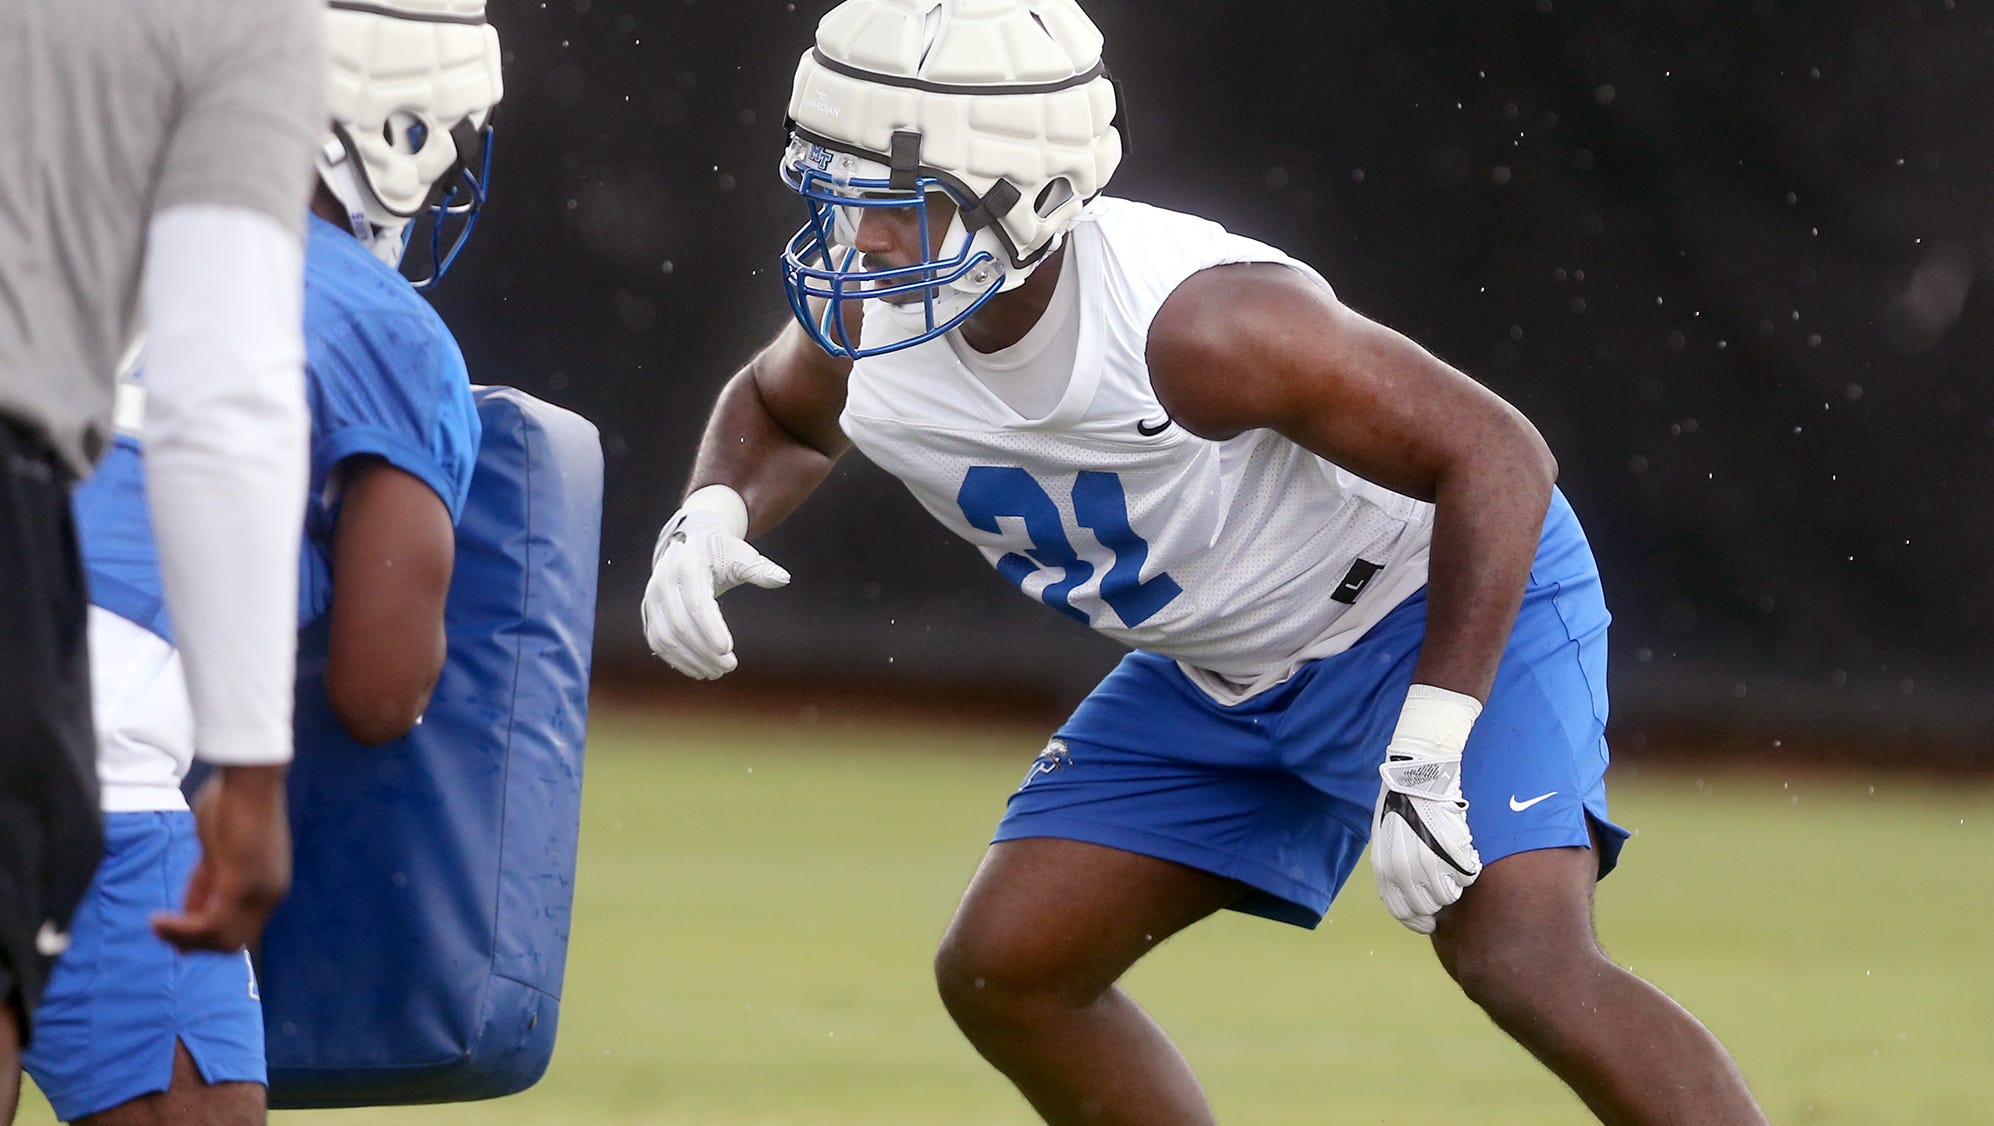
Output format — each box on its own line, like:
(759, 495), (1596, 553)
(318, 0), (504, 288)
(780, 0), (1126, 357)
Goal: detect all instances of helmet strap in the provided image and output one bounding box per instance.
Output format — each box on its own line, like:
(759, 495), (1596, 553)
(959, 178), (1021, 232)
(887, 130), (922, 190)
(318, 138), (372, 242)
(318, 136), (409, 268)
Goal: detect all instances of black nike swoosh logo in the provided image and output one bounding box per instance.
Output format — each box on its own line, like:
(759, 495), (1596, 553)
(1136, 415), (1173, 436)
(1381, 790), (1477, 877)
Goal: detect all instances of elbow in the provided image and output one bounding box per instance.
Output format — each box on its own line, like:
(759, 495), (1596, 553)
(338, 716), (407, 748)
(1502, 411), (1558, 496)
(324, 638), (445, 746)
(1527, 428), (1559, 493)
(329, 680), (438, 747)
(1451, 415), (1556, 511)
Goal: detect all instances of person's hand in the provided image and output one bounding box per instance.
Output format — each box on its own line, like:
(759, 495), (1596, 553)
(641, 486), (790, 679)
(153, 764), (292, 951)
(1371, 685), (1484, 934)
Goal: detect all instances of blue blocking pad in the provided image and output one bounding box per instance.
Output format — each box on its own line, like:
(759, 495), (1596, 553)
(261, 386), (602, 1108)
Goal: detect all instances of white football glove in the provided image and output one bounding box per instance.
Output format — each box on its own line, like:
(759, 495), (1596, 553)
(641, 485), (790, 679)
(1371, 684), (1485, 934)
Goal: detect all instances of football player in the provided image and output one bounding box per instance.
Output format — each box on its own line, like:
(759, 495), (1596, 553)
(21, 3), (501, 1122)
(641, 1), (1768, 1122)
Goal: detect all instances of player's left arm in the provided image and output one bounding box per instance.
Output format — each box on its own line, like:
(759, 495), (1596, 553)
(1147, 262), (1554, 702)
(323, 458), (457, 746)
(1150, 261), (1555, 933)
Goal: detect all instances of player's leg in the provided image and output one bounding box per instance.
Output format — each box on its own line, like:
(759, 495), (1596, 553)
(24, 812), (267, 1126)
(74, 1039), (264, 1126)
(941, 651), (1370, 1126)
(1428, 491), (1764, 1122)
(934, 837), (1245, 1126)
(1430, 839), (1764, 1125)
(0, 1003), (19, 1124)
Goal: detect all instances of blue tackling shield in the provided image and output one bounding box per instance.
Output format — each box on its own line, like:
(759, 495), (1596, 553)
(258, 386), (602, 1108)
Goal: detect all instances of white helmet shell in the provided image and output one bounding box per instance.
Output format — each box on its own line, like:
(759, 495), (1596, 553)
(786, 0), (1125, 273)
(319, 0), (503, 236)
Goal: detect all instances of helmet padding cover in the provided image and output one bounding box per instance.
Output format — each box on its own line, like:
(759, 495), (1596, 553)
(787, 0), (1124, 271)
(319, 0), (503, 233)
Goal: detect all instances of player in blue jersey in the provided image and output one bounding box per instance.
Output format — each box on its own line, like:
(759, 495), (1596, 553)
(641, 1), (1766, 1122)
(21, 3), (501, 1122)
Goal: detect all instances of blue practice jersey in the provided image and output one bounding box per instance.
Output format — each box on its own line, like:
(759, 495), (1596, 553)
(73, 215), (482, 643)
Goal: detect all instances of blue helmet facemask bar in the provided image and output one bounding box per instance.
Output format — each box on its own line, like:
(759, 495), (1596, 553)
(403, 120), (494, 292)
(778, 135), (1005, 359)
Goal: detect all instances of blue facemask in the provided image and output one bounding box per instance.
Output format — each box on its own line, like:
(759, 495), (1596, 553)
(778, 140), (1006, 359)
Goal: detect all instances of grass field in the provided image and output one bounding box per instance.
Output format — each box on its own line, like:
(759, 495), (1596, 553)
(21, 705), (1994, 1124)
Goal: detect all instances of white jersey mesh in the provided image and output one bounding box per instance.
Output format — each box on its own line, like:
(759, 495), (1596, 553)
(841, 197), (1435, 702)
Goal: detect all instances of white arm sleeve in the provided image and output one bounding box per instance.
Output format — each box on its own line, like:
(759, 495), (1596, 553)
(140, 204), (310, 766)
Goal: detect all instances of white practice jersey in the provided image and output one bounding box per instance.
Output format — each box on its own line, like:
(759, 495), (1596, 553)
(841, 197), (1436, 704)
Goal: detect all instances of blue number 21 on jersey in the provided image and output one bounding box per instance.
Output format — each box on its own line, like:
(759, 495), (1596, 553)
(956, 467), (1182, 628)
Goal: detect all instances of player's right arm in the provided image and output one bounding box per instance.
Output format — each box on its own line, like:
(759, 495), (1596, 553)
(642, 310), (854, 678)
(144, 0), (323, 954)
(688, 311), (856, 535)
(323, 459), (458, 746)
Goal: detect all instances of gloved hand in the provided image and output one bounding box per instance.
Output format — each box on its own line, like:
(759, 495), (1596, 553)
(641, 485), (790, 679)
(1371, 684), (1484, 934)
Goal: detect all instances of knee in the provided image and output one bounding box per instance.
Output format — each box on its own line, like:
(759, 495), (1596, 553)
(933, 924), (1100, 1029)
(1439, 938), (1537, 1014)
(932, 935), (1000, 1028)
(1440, 931), (1612, 1024)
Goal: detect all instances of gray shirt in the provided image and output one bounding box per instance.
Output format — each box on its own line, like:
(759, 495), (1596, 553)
(0, 0), (323, 476)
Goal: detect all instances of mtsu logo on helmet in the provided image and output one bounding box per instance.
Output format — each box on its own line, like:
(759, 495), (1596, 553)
(778, 0), (1126, 358)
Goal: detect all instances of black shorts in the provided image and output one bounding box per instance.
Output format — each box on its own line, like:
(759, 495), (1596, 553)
(0, 415), (101, 1042)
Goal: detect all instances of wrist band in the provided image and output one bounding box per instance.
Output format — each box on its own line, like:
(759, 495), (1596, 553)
(681, 483), (749, 539)
(1389, 683), (1484, 756)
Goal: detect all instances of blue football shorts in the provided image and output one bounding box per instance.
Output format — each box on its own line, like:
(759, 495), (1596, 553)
(996, 488), (1630, 927)
(24, 810), (266, 1121)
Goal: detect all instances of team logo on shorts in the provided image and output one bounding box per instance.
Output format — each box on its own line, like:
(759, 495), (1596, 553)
(1018, 738), (1073, 789)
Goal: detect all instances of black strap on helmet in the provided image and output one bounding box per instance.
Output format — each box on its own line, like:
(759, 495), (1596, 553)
(960, 178), (1021, 232)
(423, 118), (486, 207)
(888, 130), (922, 190)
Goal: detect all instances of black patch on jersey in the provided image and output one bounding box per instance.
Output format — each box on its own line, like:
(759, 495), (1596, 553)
(1136, 415), (1173, 436)
(1330, 558), (1382, 604)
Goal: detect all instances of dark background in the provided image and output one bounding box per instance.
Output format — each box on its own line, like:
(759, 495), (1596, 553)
(434, 0), (1994, 760)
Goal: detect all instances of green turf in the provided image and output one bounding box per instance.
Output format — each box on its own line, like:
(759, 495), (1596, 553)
(20, 708), (1993, 1124)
